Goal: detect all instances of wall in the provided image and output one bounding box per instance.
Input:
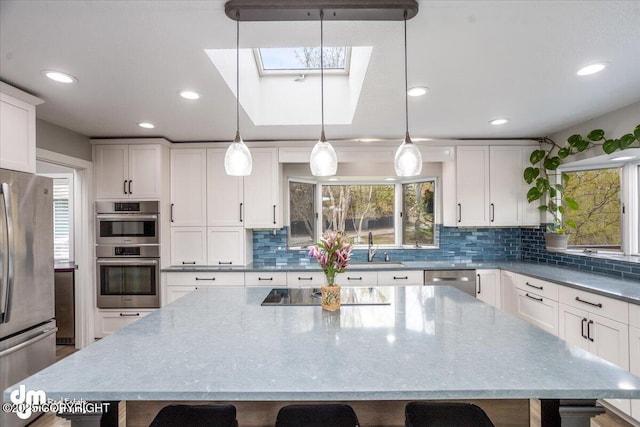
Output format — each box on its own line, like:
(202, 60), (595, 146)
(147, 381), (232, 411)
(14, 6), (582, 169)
(36, 119), (91, 161)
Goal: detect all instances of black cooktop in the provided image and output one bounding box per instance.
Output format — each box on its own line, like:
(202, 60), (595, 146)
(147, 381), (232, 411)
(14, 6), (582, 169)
(261, 287), (390, 306)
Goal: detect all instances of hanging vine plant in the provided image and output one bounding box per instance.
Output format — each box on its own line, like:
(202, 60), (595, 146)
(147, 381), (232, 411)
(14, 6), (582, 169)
(524, 124), (640, 234)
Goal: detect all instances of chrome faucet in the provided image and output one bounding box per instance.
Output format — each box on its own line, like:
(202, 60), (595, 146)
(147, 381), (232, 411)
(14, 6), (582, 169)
(367, 231), (377, 262)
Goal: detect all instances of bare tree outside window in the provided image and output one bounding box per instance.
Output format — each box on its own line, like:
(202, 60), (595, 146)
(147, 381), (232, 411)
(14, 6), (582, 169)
(402, 181), (435, 246)
(294, 47), (346, 69)
(289, 181), (315, 247)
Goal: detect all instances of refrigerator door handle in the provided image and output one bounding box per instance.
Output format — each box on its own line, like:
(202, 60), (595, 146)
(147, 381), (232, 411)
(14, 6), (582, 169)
(0, 327), (58, 358)
(0, 182), (14, 324)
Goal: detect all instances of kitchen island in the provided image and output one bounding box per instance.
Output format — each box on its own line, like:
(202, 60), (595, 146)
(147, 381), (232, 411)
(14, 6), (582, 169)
(5, 286), (640, 426)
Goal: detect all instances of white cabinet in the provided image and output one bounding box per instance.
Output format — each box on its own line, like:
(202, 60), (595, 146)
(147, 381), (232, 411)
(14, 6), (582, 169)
(94, 142), (165, 199)
(207, 227), (251, 266)
(500, 270), (517, 315)
(336, 271), (378, 287)
(514, 274), (559, 336)
(207, 148), (244, 227)
(170, 227), (207, 266)
(450, 145), (538, 227)
(476, 269), (500, 308)
(377, 270), (423, 286)
(245, 272), (287, 287)
(243, 147), (281, 228)
(164, 272), (245, 305)
(0, 84), (42, 173)
(286, 271), (327, 288)
(629, 304), (640, 419)
(171, 149), (207, 226)
(94, 309), (153, 338)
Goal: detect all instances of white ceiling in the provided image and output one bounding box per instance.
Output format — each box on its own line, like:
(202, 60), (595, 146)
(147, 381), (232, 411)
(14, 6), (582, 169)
(1, 0), (640, 143)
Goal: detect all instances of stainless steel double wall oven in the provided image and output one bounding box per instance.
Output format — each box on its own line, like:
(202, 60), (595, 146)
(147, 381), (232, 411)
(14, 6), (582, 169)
(96, 201), (160, 308)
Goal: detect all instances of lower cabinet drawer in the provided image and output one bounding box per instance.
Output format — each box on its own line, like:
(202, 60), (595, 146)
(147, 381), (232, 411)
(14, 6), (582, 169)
(515, 289), (559, 336)
(377, 270), (423, 285)
(95, 310), (153, 338)
(336, 271), (378, 287)
(165, 272), (245, 287)
(245, 272), (287, 287)
(286, 271), (326, 288)
(515, 274), (559, 301)
(559, 286), (628, 324)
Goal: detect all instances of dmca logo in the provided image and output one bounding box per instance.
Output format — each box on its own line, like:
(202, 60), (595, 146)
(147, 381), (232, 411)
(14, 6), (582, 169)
(2, 385), (111, 420)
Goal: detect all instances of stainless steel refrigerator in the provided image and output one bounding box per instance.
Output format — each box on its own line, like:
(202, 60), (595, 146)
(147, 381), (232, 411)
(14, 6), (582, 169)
(0, 168), (56, 427)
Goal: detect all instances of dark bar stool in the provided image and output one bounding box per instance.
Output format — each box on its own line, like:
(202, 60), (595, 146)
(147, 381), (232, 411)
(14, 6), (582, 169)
(405, 402), (495, 427)
(275, 404), (360, 427)
(149, 404), (238, 427)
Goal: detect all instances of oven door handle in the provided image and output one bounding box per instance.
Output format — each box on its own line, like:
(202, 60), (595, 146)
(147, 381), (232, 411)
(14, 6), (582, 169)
(96, 258), (159, 265)
(96, 214), (158, 220)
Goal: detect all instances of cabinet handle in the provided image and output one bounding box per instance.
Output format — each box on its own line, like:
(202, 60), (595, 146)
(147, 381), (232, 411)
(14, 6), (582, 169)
(575, 296), (603, 308)
(240, 203), (243, 223)
(128, 180), (132, 194)
(581, 318), (588, 339)
(119, 313), (140, 317)
(490, 203), (495, 222)
(195, 277), (215, 281)
(525, 293), (543, 302)
(347, 276), (362, 280)
(218, 261), (232, 265)
(123, 180), (128, 195)
(525, 281), (543, 291)
(587, 320), (594, 342)
(457, 203), (462, 222)
(273, 205), (277, 224)
(258, 277), (273, 281)
(393, 276), (408, 280)
(298, 277), (313, 281)
(170, 203), (175, 223)
(182, 261), (196, 265)
(477, 274), (481, 294)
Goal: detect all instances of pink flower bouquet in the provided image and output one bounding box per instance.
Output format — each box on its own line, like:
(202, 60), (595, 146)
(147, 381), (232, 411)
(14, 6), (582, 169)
(308, 231), (353, 286)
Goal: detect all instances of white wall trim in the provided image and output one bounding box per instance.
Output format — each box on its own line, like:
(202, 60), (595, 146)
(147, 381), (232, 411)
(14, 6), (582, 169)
(36, 148), (94, 350)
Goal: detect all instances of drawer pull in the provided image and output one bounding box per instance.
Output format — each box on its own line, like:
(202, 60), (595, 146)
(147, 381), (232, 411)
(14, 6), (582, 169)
(182, 261), (196, 265)
(258, 277), (273, 281)
(218, 261), (233, 265)
(575, 296), (602, 308)
(587, 320), (594, 342)
(393, 276), (408, 280)
(119, 313), (140, 317)
(525, 293), (543, 302)
(581, 318), (588, 339)
(298, 277), (313, 281)
(195, 277), (215, 281)
(347, 277), (363, 280)
(525, 281), (543, 291)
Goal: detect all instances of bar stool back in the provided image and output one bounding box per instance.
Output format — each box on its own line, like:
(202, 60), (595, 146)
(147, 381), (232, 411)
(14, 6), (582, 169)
(275, 404), (360, 427)
(149, 404), (238, 427)
(405, 402), (495, 427)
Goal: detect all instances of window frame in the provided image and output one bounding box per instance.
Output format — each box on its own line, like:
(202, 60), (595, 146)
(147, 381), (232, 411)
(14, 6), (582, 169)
(39, 172), (75, 262)
(287, 178), (318, 249)
(253, 47), (352, 76)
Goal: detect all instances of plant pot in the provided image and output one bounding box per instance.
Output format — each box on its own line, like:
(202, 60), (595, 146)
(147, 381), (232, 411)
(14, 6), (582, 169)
(321, 285), (341, 311)
(544, 232), (569, 252)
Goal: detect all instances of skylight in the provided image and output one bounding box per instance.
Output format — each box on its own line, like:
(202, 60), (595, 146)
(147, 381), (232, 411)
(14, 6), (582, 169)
(256, 47), (350, 74)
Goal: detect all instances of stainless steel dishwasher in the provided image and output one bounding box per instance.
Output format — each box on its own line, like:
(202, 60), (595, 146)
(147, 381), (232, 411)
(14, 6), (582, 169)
(424, 270), (477, 297)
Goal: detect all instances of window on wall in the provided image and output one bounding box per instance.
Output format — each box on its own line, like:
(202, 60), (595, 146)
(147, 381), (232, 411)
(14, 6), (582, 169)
(287, 178), (436, 248)
(288, 181), (316, 247)
(52, 176), (74, 261)
(563, 167), (621, 250)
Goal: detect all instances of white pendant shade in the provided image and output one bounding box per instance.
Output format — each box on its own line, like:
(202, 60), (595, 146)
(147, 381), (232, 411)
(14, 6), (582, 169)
(394, 133), (422, 177)
(310, 137), (338, 176)
(224, 132), (253, 176)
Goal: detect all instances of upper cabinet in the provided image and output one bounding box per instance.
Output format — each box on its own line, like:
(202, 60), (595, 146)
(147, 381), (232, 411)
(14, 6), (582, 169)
(243, 148), (281, 229)
(445, 145), (539, 227)
(207, 148), (244, 227)
(171, 148), (207, 226)
(93, 140), (168, 200)
(0, 83), (43, 173)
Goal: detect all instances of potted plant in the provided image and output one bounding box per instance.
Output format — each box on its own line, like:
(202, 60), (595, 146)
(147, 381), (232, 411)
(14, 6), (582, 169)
(524, 124), (640, 251)
(308, 231), (353, 311)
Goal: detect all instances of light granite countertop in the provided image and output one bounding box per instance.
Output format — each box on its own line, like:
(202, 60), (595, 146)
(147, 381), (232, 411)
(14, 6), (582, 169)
(5, 286), (640, 402)
(163, 261), (640, 304)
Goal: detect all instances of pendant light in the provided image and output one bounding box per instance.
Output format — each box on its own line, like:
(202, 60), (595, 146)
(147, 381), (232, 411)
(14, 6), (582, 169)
(394, 10), (422, 177)
(225, 12), (252, 176)
(309, 10), (338, 177)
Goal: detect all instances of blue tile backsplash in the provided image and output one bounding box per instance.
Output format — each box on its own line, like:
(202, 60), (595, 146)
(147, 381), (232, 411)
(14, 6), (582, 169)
(252, 225), (640, 281)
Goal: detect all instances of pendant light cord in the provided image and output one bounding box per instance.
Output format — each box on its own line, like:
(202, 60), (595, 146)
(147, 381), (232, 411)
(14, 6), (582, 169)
(320, 10), (325, 140)
(403, 9), (409, 138)
(236, 12), (240, 138)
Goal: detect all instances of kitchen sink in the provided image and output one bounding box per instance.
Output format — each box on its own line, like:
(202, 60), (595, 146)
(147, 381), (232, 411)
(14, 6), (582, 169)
(350, 262), (404, 269)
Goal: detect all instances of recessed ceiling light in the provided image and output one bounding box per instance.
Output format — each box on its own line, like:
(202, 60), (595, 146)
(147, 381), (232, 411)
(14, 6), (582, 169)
(179, 90), (201, 100)
(489, 118), (509, 126)
(41, 70), (77, 84)
(610, 155), (635, 161)
(138, 122), (155, 129)
(576, 63), (607, 76)
(408, 86), (428, 97)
